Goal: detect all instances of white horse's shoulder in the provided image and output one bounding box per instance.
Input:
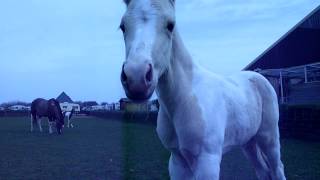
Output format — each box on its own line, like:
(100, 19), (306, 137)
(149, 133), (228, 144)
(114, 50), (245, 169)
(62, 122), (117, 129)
(156, 107), (178, 150)
(190, 67), (230, 146)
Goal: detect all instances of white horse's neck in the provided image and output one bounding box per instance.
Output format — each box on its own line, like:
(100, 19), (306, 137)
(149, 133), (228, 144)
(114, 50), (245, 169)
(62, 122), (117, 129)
(156, 30), (197, 116)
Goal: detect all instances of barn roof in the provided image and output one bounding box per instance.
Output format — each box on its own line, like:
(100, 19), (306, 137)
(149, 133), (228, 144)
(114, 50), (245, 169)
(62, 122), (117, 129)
(56, 92), (74, 103)
(244, 5), (320, 71)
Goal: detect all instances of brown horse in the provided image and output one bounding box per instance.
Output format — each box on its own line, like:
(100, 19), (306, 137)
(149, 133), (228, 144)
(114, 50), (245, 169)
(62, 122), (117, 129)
(30, 98), (65, 134)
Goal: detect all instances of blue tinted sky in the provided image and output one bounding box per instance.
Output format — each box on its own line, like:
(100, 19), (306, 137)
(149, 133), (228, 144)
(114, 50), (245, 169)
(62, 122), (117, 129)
(0, 0), (319, 103)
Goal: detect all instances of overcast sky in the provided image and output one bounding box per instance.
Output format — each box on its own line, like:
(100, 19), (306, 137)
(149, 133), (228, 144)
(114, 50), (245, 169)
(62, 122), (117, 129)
(0, 0), (319, 103)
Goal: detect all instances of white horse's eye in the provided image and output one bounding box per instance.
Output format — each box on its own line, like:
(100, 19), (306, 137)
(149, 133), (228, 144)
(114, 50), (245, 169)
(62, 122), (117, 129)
(167, 21), (175, 33)
(120, 23), (126, 33)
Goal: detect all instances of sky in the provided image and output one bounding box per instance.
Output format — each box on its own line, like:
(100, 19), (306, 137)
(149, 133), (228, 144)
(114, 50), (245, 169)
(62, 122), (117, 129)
(0, 0), (319, 103)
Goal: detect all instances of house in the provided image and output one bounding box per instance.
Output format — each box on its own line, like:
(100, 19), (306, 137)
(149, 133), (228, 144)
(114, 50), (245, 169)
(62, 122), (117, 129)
(90, 105), (105, 111)
(104, 103), (114, 111)
(149, 99), (159, 112)
(60, 102), (80, 112)
(115, 102), (120, 111)
(119, 98), (158, 112)
(104, 102), (121, 111)
(82, 101), (98, 108)
(56, 92), (80, 112)
(56, 92), (74, 103)
(244, 6), (320, 105)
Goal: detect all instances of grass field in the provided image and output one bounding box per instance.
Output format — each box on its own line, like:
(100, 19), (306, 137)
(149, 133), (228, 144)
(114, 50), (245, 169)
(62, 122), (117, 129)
(0, 116), (319, 180)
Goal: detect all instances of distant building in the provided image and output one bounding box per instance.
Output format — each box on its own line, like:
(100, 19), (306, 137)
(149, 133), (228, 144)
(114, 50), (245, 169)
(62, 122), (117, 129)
(119, 98), (159, 112)
(0, 107), (5, 111)
(56, 92), (80, 112)
(120, 98), (147, 112)
(56, 92), (74, 103)
(104, 102), (121, 111)
(82, 101), (99, 108)
(8, 105), (30, 111)
(244, 6), (320, 105)
(115, 102), (120, 111)
(90, 105), (105, 111)
(60, 102), (80, 112)
(105, 103), (114, 111)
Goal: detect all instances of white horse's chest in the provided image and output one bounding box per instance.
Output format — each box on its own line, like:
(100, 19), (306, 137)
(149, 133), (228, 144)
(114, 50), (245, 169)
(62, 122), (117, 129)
(65, 112), (70, 116)
(156, 101), (206, 156)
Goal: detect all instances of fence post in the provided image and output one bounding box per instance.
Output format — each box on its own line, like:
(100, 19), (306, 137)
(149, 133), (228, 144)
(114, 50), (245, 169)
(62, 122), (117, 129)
(304, 66), (308, 83)
(280, 70), (284, 103)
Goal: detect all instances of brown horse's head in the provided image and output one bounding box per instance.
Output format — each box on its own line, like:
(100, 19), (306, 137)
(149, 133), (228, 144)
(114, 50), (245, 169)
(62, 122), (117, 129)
(48, 99), (64, 134)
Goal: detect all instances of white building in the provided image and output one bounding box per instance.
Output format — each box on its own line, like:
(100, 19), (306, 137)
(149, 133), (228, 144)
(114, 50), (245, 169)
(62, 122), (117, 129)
(104, 103), (114, 111)
(115, 102), (120, 110)
(60, 102), (80, 112)
(8, 105), (30, 111)
(90, 105), (105, 111)
(149, 104), (158, 112)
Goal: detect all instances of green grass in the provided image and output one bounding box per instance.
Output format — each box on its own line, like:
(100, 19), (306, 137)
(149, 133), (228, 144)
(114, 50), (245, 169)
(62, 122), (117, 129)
(0, 116), (319, 180)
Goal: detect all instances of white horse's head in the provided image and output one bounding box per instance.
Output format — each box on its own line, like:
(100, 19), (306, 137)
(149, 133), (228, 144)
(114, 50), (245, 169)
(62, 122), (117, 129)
(120, 0), (176, 101)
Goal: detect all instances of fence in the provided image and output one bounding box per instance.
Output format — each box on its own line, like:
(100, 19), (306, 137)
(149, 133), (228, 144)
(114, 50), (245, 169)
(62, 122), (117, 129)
(279, 104), (320, 140)
(86, 110), (158, 125)
(0, 110), (30, 117)
(1, 106), (320, 140)
(91, 105), (320, 140)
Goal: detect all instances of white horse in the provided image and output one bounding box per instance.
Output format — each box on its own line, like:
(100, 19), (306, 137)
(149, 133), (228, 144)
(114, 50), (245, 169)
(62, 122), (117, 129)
(119, 0), (286, 179)
(63, 109), (75, 128)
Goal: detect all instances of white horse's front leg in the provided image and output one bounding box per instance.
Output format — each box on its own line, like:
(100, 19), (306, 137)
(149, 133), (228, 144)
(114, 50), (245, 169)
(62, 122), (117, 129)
(193, 152), (222, 180)
(30, 114), (34, 132)
(37, 118), (43, 132)
(169, 153), (194, 180)
(48, 120), (53, 134)
(169, 151), (222, 180)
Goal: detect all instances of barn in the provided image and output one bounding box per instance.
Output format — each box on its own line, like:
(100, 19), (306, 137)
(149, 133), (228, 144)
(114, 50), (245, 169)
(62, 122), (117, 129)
(244, 6), (320, 105)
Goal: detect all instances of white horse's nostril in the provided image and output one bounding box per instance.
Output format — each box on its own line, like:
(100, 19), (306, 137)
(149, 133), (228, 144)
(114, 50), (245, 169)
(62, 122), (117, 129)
(121, 62), (155, 100)
(146, 64), (153, 83)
